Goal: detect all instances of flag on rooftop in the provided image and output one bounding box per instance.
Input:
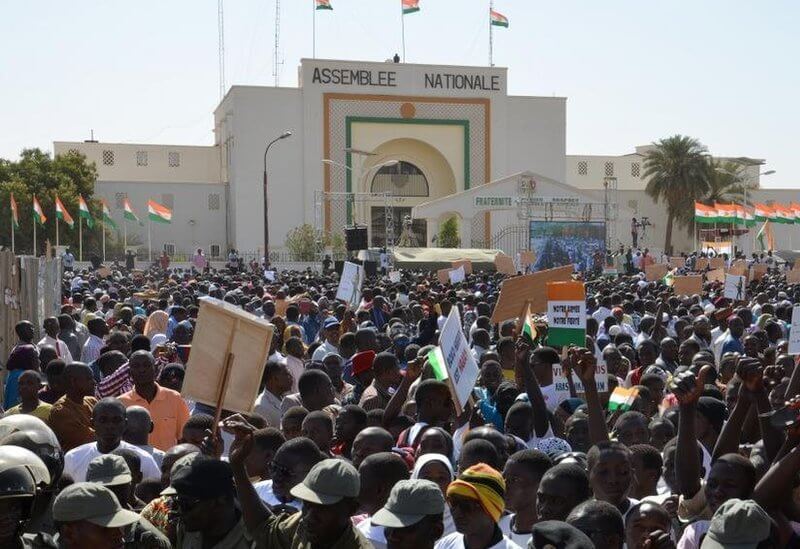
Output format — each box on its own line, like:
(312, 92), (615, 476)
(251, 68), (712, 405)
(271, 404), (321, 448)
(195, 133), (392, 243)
(402, 0), (420, 15)
(490, 9), (509, 27)
(316, 0), (332, 10)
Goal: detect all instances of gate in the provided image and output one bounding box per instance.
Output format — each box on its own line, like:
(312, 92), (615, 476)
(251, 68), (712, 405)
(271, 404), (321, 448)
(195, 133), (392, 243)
(490, 224), (529, 257)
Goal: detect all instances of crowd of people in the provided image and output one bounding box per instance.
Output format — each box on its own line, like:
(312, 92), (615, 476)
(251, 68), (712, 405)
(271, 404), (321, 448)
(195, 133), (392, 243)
(1, 249), (799, 548)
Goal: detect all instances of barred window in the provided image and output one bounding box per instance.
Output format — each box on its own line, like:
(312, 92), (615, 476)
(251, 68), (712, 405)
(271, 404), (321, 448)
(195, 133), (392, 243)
(102, 150), (115, 166)
(210, 244), (221, 258)
(67, 148), (80, 156)
(168, 151), (180, 167)
(161, 194), (174, 209)
(163, 243), (176, 255)
(208, 193), (220, 211)
(604, 162), (614, 177)
(631, 162), (641, 178)
(115, 192), (128, 209)
(136, 151), (148, 167)
(577, 161), (588, 176)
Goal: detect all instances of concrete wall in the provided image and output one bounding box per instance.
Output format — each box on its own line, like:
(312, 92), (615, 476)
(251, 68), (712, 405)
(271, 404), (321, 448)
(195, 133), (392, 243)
(505, 96), (566, 184)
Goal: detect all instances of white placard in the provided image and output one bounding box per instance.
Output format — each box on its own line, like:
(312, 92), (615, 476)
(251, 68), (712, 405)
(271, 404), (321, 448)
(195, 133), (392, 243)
(439, 306), (480, 410)
(263, 270), (276, 282)
(388, 270), (401, 283)
(552, 362), (608, 401)
(790, 307), (800, 355)
(723, 274), (746, 301)
(336, 262), (364, 308)
(448, 266), (466, 284)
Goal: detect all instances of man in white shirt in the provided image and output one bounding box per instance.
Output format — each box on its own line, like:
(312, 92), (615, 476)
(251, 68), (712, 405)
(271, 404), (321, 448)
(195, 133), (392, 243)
(253, 360), (293, 428)
(354, 452), (412, 549)
(312, 317), (341, 362)
(63, 398), (160, 482)
(82, 317), (109, 364)
(592, 297), (613, 325)
(38, 317), (73, 363)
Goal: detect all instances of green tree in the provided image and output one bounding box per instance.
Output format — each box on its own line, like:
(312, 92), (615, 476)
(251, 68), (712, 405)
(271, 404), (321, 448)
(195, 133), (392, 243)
(0, 148), (100, 256)
(702, 159), (747, 205)
(643, 136), (709, 255)
(438, 217), (460, 248)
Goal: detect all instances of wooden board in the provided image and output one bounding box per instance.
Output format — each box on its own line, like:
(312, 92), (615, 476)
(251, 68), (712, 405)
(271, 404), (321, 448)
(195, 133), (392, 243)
(707, 268), (725, 283)
(695, 258), (709, 271)
(451, 259), (473, 275)
(182, 297), (273, 414)
(788, 270), (800, 284)
(672, 275), (703, 297)
(491, 265), (574, 323)
(645, 263), (669, 282)
(794, 260), (800, 271)
(669, 257), (686, 269)
(728, 260), (748, 277)
(437, 268), (452, 285)
(494, 253), (517, 275)
(709, 257), (725, 270)
(520, 251), (536, 267)
(750, 264), (768, 281)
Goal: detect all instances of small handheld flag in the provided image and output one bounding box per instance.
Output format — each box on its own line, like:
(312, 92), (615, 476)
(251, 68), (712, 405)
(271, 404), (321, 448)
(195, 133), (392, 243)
(490, 9), (509, 27)
(78, 195), (94, 228)
(32, 195), (47, 225)
(10, 193), (19, 229)
(148, 200), (173, 224)
(608, 386), (639, 412)
(521, 303), (538, 345)
(55, 196), (75, 228)
(426, 347), (449, 381)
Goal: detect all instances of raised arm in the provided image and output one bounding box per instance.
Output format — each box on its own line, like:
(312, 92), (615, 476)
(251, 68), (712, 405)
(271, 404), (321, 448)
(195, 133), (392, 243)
(573, 347), (609, 445)
(740, 357), (783, 463)
(382, 356), (424, 430)
(670, 366), (711, 498)
(517, 340), (549, 438)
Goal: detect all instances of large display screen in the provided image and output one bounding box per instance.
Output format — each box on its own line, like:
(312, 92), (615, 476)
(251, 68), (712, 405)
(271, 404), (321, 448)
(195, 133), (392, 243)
(529, 221), (606, 272)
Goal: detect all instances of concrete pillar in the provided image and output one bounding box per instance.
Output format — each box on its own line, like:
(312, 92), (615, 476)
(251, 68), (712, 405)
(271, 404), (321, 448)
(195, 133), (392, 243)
(426, 219), (439, 247)
(460, 217), (472, 248)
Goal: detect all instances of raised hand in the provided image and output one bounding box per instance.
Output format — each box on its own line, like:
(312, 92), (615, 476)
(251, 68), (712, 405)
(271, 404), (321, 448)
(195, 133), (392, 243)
(669, 365), (712, 406)
(200, 428), (224, 460)
(221, 414), (257, 468)
(642, 530), (676, 549)
(737, 357), (765, 394)
(571, 347), (596, 385)
(515, 339), (531, 369)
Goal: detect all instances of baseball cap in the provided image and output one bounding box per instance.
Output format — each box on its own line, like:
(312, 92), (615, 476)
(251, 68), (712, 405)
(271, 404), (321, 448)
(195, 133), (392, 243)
(53, 482), (139, 527)
(532, 520), (594, 549)
(86, 454), (132, 487)
(165, 456), (234, 500)
(371, 479), (445, 528)
(160, 453), (206, 496)
(700, 498), (770, 549)
(324, 317), (341, 330)
(290, 459), (359, 505)
(352, 351), (376, 376)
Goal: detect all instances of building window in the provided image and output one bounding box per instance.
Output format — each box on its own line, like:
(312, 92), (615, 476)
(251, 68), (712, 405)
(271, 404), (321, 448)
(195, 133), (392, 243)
(115, 192), (128, 209)
(67, 148), (80, 156)
(370, 161), (429, 197)
(208, 193), (220, 211)
(168, 151), (180, 167)
(163, 242), (176, 256)
(604, 162), (614, 177)
(136, 151), (148, 167)
(577, 161), (588, 176)
(631, 162), (641, 178)
(161, 194), (174, 209)
(209, 244), (221, 258)
(102, 150), (115, 166)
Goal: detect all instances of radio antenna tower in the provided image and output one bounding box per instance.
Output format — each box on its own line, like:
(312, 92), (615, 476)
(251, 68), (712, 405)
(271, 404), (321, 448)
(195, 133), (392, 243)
(273, 0), (282, 86)
(218, 0), (225, 99)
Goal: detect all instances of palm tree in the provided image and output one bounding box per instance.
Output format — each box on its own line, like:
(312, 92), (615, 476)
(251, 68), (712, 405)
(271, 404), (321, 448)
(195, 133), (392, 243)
(643, 135), (709, 255)
(702, 159), (747, 205)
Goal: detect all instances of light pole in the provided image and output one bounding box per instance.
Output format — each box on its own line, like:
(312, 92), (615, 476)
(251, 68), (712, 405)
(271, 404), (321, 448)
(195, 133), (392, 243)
(263, 130), (292, 266)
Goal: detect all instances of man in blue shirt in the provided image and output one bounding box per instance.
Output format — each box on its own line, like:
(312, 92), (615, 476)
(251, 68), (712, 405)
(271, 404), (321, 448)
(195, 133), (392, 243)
(720, 315), (745, 356)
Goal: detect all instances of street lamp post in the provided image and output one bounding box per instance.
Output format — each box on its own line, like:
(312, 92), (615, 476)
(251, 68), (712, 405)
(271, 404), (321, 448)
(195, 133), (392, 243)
(263, 130), (292, 267)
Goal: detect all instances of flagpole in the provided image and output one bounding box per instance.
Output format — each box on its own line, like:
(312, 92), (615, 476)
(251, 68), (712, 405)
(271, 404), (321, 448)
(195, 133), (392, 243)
(123, 219), (127, 251)
(489, 0), (494, 67)
(79, 217), (83, 263)
(102, 218), (106, 263)
(33, 215), (37, 257)
(55, 213), (59, 249)
(401, 1), (406, 61)
(312, 0), (316, 58)
(148, 218), (152, 263)
(10, 214), (14, 255)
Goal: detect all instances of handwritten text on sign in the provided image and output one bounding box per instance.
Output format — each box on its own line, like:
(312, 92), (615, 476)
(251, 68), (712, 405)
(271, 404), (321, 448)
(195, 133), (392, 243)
(549, 302), (585, 327)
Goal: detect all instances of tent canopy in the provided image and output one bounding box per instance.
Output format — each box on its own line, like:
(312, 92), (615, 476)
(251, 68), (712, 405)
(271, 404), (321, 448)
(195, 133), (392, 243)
(391, 247), (502, 271)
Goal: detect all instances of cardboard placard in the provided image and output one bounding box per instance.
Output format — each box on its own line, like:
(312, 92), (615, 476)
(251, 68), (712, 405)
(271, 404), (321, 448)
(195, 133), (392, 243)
(706, 268), (725, 284)
(437, 268), (452, 285)
(436, 307), (480, 410)
(728, 261), (748, 277)
(750, 264), (768, 281)
(552, 362), (608, 399)
(669, 257), (686, 269)
(494, 253), (517, 275)
(709, 257), (725, 270)
(645, 263), (669, 282)
(790, 307), (800, 355)
(183, 297), (274, 414)
(336, 262), (364, 307)
(388, 270), (401, 283)
(788, 270), (800, 284)
(695, 258), (709, 271)
(95, 266), (112, 278)
(724, 274), (747, 301)
(449, 266), (466, 284)
(520, 251), (536, 268)
(491, 265), (574, 323)
(793, 260), (800, 272)
(451, 260), (473, 275)
(672, 275), (703, 297)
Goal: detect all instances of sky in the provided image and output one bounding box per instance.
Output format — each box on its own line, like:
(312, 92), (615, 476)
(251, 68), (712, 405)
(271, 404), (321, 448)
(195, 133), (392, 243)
(2, 0), (798, 187)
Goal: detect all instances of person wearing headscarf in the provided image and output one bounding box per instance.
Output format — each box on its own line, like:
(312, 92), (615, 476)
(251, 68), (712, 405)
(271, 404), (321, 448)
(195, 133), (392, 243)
(144, 310), (169, 352)
(4, 344), (40, 408)
(411, 453), (457, 538)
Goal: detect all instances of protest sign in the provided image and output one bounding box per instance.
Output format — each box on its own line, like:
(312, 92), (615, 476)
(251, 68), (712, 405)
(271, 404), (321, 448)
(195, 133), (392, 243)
(336, 262), (364, 307)
(183, 297), (273, 414)
(429, 306), (480, 410)
(449, 265), (466, 284)
(491, 265), (574, 323)
(437, 268), (452, 285)
(709, 257), (725, 270)
(669, 257), (686, 269)
(451, 260), (473, 275)
(672, 275), (703, 297)
(546, 281), (586, 347)
(706, 268), (725, 284)
(388, 270), (401, 283)
(520, 251), (536, 271)
(724, 274), (747, 301)
(552, 362), (608, 400)
(750, 264), (768, 281)
(728, 261), (747, 277)
(790, 307), (800, 355)
(645, 263), (668, 282)
(96, 266), (112, 278)
(695, 258), (709, 271)
(494, 253), (517, 275)
(788, 270), (800, 284)
(263, 270), (276, 282)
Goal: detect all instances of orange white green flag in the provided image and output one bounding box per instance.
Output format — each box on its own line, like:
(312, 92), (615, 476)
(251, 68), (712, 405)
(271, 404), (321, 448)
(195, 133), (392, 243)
(754, 203), (775, 222)
(546, 281), (586, 347)
(316, 0), (332, 10)
(32, 195), (47, 225)
(490, 9), (509, 27)
(402, 0), (420, 15)
(78, 195), (94, 228)
(773, 204), (795, 224)
(694, 202), (716, 224)
(521, 302), (538, 345)
(791, 203), (800, 223)
(148, 200), (172, 224)
(10, 193), (19, 229)
(55, 196), (74, 228)
(101, 199), (117, 228)
(123, 198), (139, 222)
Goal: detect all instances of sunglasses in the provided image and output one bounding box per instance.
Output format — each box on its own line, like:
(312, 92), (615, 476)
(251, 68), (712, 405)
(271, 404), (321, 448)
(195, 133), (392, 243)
(174, 494), (204, 512)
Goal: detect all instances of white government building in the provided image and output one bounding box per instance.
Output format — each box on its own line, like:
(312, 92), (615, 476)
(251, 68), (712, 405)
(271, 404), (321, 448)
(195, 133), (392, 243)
(54, 58), (789, 262)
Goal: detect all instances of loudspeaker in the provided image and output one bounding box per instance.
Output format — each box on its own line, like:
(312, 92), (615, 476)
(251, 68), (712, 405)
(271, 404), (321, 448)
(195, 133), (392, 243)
(345, 226), (368, 251)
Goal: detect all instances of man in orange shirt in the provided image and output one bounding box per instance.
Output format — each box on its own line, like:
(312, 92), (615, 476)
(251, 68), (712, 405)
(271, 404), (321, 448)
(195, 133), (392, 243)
(48, 362), (98, 452)
(118, 350), (190, 451)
